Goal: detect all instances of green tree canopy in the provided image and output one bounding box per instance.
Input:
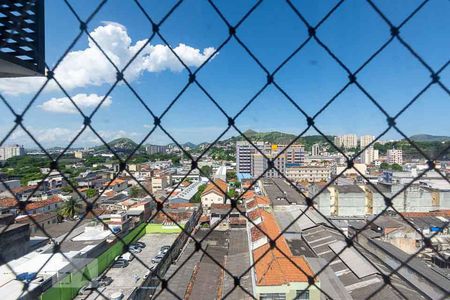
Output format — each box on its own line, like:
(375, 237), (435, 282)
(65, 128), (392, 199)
(58, 199), (83, 219)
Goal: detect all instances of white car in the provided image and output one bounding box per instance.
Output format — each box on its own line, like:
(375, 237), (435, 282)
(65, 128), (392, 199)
(119, 252), (134, 261)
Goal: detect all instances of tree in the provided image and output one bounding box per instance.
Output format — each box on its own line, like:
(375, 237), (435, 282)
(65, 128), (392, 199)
(380, 162), (390, 170)
(191, 184), (206, 203)
(129, 186), (144, 198)
(226, 171), (237, 182)
(58, 199), (83, 219)
(86, 188), (97, 198)
(391, 163), (403, 171)
(227, 189), (236, 199)
(200, 166), (212, 178)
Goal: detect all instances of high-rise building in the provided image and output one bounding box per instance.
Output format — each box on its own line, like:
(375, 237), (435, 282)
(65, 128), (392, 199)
(275, 144), (305, 166)
(387, 148), (403, 165)
(311, 143), (320, 156)
(334, 134), (357, 149)
(236, 141), (269, 174)
(236, 142), (304, 177)
(0, 145), (25, 161)
(360, 135), (375, 148)
(252, 152), (286, 178)
(146, 144), (168, 155)
(361, 147), (376, 165)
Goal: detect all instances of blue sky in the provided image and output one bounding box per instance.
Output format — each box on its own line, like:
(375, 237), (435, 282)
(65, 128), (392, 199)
(0, 0), (448, 147)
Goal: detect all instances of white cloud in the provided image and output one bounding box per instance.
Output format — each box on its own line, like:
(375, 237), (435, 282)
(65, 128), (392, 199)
(9, 127), (75, 145)
(0, 23), (216, 96)
(39, 93), (112, 114)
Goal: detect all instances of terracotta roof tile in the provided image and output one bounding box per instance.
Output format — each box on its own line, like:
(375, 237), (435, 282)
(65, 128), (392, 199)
(201, 179), (227, 197)
(104, 178), (126, 187)
(0, 197), (18, 208)
(25, 196), (62, 210)
(251, 210), (314, 286)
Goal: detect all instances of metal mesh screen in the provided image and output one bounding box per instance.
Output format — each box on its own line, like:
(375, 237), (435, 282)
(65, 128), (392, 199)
(0, 0), (449, 299)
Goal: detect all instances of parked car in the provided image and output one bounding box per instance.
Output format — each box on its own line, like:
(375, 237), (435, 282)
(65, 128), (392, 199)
(129, 245), (142, 254)
(119, 252), (134, 261)
(99, 276), (113, 287)
(112, 259), (129, 268)
(132, 241), (146, 248)
(79, 280), (99, 295)
(151, 255), (164, 264)
(160, 245), (171, 251)
(157, 248), (169, 256)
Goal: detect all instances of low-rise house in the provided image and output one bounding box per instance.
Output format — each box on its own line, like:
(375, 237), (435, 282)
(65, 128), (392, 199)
(249, 209), (319, 299)
(104, 178), (128, 193)
(99, 212), (131, 233)
(15, 212), (59, 233)
(201, 179), (228, 210)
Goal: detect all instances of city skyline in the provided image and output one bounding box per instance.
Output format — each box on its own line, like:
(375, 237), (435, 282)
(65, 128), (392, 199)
(0, 1), (449, 147)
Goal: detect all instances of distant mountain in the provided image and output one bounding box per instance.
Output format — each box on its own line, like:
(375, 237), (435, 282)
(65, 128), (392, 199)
(219, 130), (334, 150)
(409, 134), (450, 142)
(167, 142), (197, 149)
(94, 138), (139, 153)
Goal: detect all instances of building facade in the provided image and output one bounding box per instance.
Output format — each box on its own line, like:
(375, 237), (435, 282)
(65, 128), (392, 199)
(334, 134), (358, 149)
(286, 165), (333, 183)
(360, 135), (375, 148)
(387, 148), (403, 165)
(236, 141), (269, 174)
(311, 143), (320, 156)
(0, 145), (25, 161)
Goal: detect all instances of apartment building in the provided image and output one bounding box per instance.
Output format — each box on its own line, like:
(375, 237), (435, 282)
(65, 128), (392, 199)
(360, 135), (375, 148)
(286, 165), (333, 183)
(252, 152), (286, 178)
(361, 147), (379, 165)
(236, 141), (270, 174)
(276, 144), (305, 166)
(311, 143), (320, 156)
(334, 134), (357, 149)
(0, 145), (25, 161)
(146, 144), (168, 155)
(236, 141), (305, 179)
(387, 148), (403, 165)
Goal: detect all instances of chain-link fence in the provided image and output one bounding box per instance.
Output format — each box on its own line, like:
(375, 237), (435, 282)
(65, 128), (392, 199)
(0, 0), (449, 299)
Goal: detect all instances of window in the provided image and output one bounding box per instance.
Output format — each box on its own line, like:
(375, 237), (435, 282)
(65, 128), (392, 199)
(259, 293), (286, 300)
(295, 290), (310, 300)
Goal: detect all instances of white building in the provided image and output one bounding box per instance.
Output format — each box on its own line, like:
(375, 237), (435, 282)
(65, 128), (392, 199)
(285, 165), (333, 183)
(311, 143), (320, 156)
(387, 148), (403, 165)
(361, 147), (378, 165)
(360, 135), (375, 148)
(201, 179), (228, 210)
(74, 151), (83, 159)
(213, 165), (227, 182)
(334, 134), (357, 149)
(0, 145), (25, 161)
(146, 144), (168, 155)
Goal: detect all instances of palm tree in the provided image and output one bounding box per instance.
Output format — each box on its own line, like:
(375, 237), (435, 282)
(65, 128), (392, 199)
(58, 198), (83, 219)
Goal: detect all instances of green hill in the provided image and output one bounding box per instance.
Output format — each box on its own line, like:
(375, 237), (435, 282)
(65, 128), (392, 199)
(409, 134), (450, 142)
(94, 138), (139, 153)
(221, 130), (334, 150)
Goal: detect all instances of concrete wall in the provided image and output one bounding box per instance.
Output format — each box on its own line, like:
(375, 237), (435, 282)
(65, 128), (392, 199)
(336, 192), (365, 216)
(0, 223), (30, 263)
